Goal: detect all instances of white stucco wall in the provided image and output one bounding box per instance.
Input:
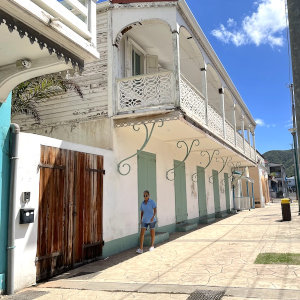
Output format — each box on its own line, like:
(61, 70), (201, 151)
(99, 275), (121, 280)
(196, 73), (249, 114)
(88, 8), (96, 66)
(14, 127), (234, 291)
(13, 133), (115, 291)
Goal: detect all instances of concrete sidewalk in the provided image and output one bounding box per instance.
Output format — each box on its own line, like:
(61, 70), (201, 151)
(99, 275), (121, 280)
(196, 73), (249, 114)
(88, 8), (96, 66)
(4, 202), (300, 299)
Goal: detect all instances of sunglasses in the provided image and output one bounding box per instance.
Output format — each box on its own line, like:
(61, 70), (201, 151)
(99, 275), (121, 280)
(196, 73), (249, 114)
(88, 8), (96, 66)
(143, 195), (149, 197)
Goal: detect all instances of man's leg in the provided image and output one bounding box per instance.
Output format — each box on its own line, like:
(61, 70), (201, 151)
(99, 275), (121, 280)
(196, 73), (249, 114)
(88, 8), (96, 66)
(140, 227), (146, 249)
(150, 228), (155, 247)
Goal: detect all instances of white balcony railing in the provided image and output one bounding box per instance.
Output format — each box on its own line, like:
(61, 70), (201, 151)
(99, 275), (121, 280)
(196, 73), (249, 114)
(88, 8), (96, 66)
(180, 76), (206, 125)
(237, 132), (244, 152)
(225, 121), (235, 146)
(116, 72), (256, 161)
(245, 140), (251, 158)
(117, 71), (175, 113)
(31, 0), (97, 45)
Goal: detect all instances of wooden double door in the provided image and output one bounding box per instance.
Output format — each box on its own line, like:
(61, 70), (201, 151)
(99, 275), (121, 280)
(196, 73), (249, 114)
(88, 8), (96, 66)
(36, 146), (104, 281)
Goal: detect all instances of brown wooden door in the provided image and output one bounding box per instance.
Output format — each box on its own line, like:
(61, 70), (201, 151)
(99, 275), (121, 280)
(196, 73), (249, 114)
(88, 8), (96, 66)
(36, 146), (104, 281)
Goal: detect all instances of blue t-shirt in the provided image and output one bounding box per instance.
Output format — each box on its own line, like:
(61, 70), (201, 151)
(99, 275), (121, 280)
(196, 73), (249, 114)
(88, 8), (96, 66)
(140, 199), (157, 223)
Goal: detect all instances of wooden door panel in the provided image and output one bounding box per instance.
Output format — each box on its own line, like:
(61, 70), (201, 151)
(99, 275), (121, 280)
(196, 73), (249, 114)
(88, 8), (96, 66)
(174, 160), (187, 223)
(212, 170), (221, 213)
(37, 146), (103, 280)
(197, 166), (207, 217)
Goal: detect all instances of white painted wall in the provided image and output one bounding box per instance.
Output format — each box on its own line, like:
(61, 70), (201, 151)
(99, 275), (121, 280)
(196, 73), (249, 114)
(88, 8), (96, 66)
(14, 124), (235, 291)
(13, 132), (115, 291)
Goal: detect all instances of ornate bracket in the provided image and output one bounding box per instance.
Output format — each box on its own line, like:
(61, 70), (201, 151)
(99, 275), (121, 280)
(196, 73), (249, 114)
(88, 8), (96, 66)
(192, 150), (220, 182)
(209, 156), (232, 184)
(117, 120), (164, 175)
(166, 139), (200, 181)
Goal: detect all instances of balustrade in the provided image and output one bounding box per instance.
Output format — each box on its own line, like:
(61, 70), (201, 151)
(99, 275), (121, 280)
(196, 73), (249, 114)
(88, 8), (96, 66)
(32, 0), (96, 44)
(180, 76), (206, 126)
(237, 132), (244, 152)
(207, 105), (224, 137)
(225, 121), (235, 146)
(117, 71), (174, 112)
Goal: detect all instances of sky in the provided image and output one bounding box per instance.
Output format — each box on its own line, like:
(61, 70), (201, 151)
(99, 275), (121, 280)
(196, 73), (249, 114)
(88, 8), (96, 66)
(185, 0), (292, 154)
(97, 0), (292, 154)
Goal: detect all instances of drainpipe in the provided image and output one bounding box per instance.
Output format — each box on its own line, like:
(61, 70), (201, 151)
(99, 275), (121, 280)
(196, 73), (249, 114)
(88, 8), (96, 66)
(7, 123), (20, 295)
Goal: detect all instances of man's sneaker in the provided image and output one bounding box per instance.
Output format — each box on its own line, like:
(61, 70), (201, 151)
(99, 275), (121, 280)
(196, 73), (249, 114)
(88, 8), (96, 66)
(136, 248), (143, 254)
(149, 246), (155, 252)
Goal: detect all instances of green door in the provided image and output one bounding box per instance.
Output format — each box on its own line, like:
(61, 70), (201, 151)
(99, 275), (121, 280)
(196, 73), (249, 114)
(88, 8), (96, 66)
(174, 160), (188, 223)
(212, 170), (221, 214)
(137, 151), (157, 217)
(197, 166), (207, 217)
(224, 173), (231, 211)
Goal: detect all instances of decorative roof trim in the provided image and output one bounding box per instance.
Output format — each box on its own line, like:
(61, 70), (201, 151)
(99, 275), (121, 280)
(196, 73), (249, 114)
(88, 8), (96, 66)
(0, 9), (84, 73)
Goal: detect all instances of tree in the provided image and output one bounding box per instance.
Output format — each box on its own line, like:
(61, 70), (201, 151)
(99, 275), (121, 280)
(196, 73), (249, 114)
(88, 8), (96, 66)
(12, 74), (83, 123)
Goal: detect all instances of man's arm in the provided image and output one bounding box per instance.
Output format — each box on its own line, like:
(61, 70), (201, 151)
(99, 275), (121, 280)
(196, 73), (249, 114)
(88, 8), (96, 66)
(140, 211), (143, 223)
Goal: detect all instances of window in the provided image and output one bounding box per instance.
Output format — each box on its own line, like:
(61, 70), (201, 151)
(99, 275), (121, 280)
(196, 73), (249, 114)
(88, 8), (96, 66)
(132, 48), (142, 76)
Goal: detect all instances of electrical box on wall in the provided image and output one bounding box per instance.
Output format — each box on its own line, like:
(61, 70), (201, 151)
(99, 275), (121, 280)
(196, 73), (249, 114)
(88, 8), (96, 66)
(19, 208), (34, 224)
(22, 191), (31, 204)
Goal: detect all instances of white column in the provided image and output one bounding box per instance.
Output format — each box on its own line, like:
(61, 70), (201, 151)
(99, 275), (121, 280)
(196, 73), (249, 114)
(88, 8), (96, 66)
(201, 65), (208, 126)
(233, 101), (237, 146)
(241, 114), (245, 152)
(219, 87), (226, 139)
(172, 30), (181, 108)
(247, 126), (251, 144)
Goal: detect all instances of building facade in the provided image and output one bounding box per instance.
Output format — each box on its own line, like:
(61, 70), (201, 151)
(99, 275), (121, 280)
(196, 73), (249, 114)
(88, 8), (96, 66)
(0, 0), (99, 294)
(11, 0), (258, 291)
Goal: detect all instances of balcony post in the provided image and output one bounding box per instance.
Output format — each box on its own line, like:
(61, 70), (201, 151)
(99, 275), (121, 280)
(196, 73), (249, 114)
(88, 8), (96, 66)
(252, 131), (256, 152)
(201, 65), (208, 126)
(88, 0), (97, 48)
(219, 87), (226, 138)
(241, 114), (245, 152)
(172, 29), (181, 108)
(247, 126), (251, 145)
(233, 101), (237, 146)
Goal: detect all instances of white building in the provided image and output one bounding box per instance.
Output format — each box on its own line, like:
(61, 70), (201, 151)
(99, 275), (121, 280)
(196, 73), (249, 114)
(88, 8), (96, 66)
(0, 0), (99, 295)
(11, 0), (258, 291)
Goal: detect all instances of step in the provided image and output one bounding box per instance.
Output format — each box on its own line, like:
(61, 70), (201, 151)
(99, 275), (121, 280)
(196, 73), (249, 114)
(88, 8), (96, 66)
(215, 211), (228, 218)
(143, 231), (169, 246)
(199, 216), (215, 224)
(176, 222), (198, 232)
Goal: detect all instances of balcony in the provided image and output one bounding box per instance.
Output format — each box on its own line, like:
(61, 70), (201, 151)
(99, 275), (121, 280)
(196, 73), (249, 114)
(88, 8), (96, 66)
(0, 0), (99, 102)
(0, 0), (98, 61)
(116, 71), (256, 162)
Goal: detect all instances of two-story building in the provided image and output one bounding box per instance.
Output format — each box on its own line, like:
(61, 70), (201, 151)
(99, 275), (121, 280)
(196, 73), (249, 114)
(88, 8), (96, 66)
(0, 0), (99, 294)
(11, 0), (258, 291)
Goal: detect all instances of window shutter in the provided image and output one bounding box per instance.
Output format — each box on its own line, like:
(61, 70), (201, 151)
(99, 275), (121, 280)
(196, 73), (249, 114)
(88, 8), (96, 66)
(146, 55), (158, 74)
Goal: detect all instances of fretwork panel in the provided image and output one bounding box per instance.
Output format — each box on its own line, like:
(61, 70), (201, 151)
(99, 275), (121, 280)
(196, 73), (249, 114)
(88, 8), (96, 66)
(225, 121), (235, 146)
(207, 105), (224, 137)
(118, 71), (174, 112)
(180, 77), (206, 126)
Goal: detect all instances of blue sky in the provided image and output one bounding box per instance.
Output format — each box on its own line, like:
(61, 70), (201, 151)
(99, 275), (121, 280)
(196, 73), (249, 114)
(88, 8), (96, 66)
(186, 0), (292, 154)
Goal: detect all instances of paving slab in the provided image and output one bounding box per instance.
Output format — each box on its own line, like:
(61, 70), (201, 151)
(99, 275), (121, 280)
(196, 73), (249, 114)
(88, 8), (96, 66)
(3, 202), (300, 299)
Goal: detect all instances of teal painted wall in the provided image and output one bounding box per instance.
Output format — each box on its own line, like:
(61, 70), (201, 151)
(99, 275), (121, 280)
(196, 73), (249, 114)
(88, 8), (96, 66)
(0, 94), (11, 292)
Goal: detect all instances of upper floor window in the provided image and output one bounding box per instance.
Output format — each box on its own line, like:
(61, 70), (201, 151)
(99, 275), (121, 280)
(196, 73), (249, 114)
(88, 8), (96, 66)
(132, 48), (144, 76)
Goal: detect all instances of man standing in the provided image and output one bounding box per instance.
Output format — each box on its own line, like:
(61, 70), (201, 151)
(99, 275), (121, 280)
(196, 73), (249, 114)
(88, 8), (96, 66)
(136, 190), (157, 254)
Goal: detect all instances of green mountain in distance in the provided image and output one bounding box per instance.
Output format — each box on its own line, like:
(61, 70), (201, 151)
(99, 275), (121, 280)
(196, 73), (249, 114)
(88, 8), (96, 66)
(263, 149), (295, 178)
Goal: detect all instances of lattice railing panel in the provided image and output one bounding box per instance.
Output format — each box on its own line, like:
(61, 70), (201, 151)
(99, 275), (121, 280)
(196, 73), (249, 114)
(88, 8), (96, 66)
(117, 71), (174, 112)
(245, 140), (251, 158)
(251, 147), (256, 160)
(225, 121), (235, 146)
(208, 105), (223, 137)
(180, 76), (206, 126)
(237, 133), (244, 152)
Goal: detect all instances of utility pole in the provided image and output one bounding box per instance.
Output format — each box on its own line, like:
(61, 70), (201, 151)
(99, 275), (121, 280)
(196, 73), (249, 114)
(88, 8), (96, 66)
(287, 0), (300, 215)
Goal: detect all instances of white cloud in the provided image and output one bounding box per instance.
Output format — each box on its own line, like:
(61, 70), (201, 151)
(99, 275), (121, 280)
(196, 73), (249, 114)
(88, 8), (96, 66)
(255, 118), (277, 128)
(211, 0), (287, 47)
(255, 118), (265, 126)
